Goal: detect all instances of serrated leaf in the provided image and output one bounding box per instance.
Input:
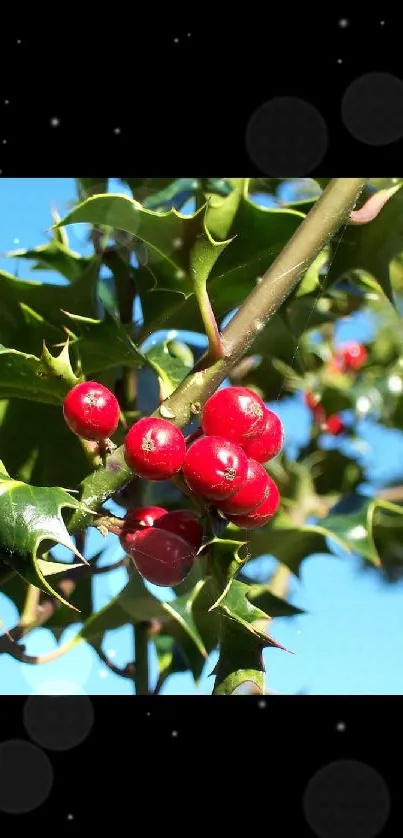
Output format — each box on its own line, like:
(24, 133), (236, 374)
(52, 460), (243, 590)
(320, 499), (380, 565)
(145, 341), (192, 400)
(247, 584), (305, 618)
(61, 309), (145, 375)
(244, 511), (334, 577)
(0, 345), (74, 404)
(6, 242), (90, 283)
(208, 537), (249, 609)
(204, 178), (245, 240)
(0, 474), (89, 609)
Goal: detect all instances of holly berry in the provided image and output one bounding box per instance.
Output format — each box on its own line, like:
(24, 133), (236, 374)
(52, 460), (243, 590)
(124, 417), (186, 480)
(154, 510), (203, 549)
(339, 341), (367, 371)
(123, 506), (168, 530)
(201, 386), (266, 445)
(182, 435), (248, 501)
(226, 475), (280, 529)
(304, 391), (321, 410)
(312, 404), (326, 427)
(241, 408), (284, 463)
(120, 526), (196, 587)
(322, 414), (344, 435)
(63, 381), (120, 441)
(218, 459), (271, 516)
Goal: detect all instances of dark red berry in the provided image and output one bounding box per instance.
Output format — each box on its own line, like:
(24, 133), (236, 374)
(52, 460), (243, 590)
(123, 507), (168, 530)
(154, 510), (203, 549)
(218, 459), (271, 516)
(63, 381), (120, 441)
(340, 341), (367, 371)
(322, 414), (344, 435)
(241, 408), (284, 463)
(120, 526), (196, 587)
(124, 417), (186, 480)
(226, 476), (280, 528)
(312, 404), (326, 427)
(201, 386), (266, 444)
(182, 435), (248, 501)
(304, 391), (321, 410)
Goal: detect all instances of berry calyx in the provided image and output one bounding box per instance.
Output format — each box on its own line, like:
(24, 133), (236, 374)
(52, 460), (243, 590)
(226, 475), (280, 529)
(339, 341), (367, 371)
(120, 526), (196, 587)
(218, 459), (271, 516)
(182, 435), (248, 501)
(154, 510), (203, 549)
(124, 417), (186, 481)
(241, 408), (284, 463)
(63, 381), (120, 441)
(123, 507), (168, 530)
(322, 414), (344, 435)
(201, 386), (266, 445)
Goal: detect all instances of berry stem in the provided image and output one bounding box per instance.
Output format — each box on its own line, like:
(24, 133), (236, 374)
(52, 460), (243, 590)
(134, 622), (150, 695)
(193, 280), (226, 362)
(68, 179), (367, 534)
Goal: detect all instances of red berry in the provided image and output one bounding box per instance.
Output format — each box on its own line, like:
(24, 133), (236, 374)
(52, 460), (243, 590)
(154, 510), (203, 549)
(218, 459), (271, 516)
(226, 476), (280, 528)
(201, 386), (266, 444)
(322, 414), (344, 435)
(340, 341), (367, 371)
(124, 417), (186, 480)
(312, 404), (326, 427)
(120, 526), (196, 587)
(123, 507), (168, 530)
(241, 408), (284, 463)
(63, 381), (120, 441)
(182, 435), (248, 501)
(304, 392), (321, 410)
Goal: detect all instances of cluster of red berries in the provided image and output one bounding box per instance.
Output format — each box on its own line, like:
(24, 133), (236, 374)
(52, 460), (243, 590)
(62, 382), (284, 586)
(303, 392), (344, 436)
(329, 341), (368, 375)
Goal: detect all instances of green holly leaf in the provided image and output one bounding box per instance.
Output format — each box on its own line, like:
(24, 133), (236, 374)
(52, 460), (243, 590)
(0, 259), (100, 354)
(320, 500), (380, 566)
(204, 178), (245, 240)
(61, 310), (145, 376)
(0, 469), (90, 608)
(212, 579), (288, 695)
(76, 178), (109, 199)
(6, 242), (90, 283)
(145, 340), (192, 400)
(326, 183), (403, 305)
(244, 511), (336, 577)
(247, 583), (305, 618)
(208, 537), (250, 609)
(0, 341), (80, 404)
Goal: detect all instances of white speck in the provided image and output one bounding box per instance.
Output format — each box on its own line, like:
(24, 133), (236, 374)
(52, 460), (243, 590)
(296, 629), (302, 636)
(256, 276), (263, 284)
(2, 139), (7, 145)
(348, 525), (366, 540)
(338, 18), (349, 28)
(16, 39), (21, 44)
(172, 730), (178, 737)
(187, 32), (191, 37)
(388, 374), (403, 394)
(194, 372), (204, 384)
(173, 237), (183, 249)
(50, 117), (60, 127)
(380, 20), (385, 25)
(336, 721), (346, 732)
(98, 668), (108, 678)
(113, 127), (121, 135)
(107, 648), (116, 659)
(67, 814), (74, 821)
(147, 712), (151, 717)
(167, 329), (178, 340)
(174, 37), (179, 44)
(175, 269), (186, 280)
(356, 395), (371, 416)
(13, 237), (19, 244)
(337, 58), (343, 64)
(255, 319), (264, 332)
(160, 403), (176, 419)
(4, 100), (9, 105)
(258, 699), (267, 709)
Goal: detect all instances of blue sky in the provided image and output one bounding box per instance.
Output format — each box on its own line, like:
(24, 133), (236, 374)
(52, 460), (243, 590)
(1, 177), (403, 696)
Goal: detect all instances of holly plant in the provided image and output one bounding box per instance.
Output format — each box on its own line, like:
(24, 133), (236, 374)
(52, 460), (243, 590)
(2, 176), (403, 695)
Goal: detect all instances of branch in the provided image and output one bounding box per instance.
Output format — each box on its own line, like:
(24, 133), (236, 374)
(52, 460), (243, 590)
(68, 178), (366, 533)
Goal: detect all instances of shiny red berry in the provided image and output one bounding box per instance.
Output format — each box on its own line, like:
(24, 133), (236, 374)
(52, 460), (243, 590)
(218, 459), (271, 516)
(340, 341), (368, 371)
(322, 414), (344, 435)
(120, 526), (196, 587)
(201, 386), (266, 444)
(124, 417), (186, 480)
(63, 381), (120, 441)
(123, 507), (168, 530)
(182, 435), (248, 501)
(241, 408), (284, 463)
(226, 476), (280, 528)
(154, 510), (203, 549)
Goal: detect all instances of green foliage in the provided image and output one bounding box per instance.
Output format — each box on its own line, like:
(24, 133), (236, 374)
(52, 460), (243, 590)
(2, 176), (403, 696)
